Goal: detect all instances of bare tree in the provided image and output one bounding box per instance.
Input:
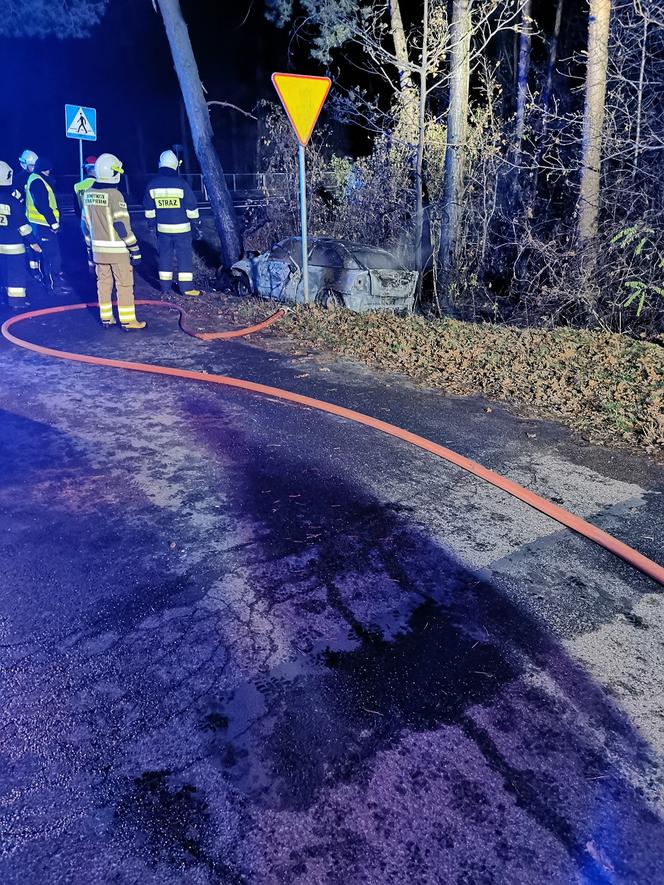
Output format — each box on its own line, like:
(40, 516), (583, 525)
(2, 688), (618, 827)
(513, 0), (533, 166)
(578, 0), (613, 243)
(438, 0), (472, 300)
(155, 0), (241, 265)
(542, 0), (564, 122)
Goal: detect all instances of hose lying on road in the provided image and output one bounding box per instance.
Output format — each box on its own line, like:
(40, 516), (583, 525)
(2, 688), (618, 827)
(2, 299), (663, 588)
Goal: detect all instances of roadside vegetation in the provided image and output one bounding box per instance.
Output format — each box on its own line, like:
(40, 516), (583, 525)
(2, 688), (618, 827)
(201, 293), (663, 455)
(195, 0), (663, 455)
(249, 0), (664, 340)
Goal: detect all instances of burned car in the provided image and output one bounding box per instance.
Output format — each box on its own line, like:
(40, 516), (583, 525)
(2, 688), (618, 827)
(231, 237), (417, 312)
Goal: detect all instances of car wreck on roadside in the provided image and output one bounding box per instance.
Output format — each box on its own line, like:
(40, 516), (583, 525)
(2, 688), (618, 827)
(231, 237), (418, 313)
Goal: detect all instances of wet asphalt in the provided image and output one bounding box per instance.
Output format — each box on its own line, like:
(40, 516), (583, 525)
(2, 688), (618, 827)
(0, 232), (663, 884)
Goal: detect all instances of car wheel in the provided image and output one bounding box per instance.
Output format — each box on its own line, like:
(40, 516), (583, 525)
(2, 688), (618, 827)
(316, 288), (344, 310)
(234, 272), (252, 298)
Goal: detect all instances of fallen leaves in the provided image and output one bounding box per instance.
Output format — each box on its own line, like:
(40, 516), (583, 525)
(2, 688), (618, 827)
(210, 296), (664, 455)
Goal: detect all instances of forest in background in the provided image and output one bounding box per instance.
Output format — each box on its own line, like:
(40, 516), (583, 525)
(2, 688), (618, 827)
(252, 0), (664, 338)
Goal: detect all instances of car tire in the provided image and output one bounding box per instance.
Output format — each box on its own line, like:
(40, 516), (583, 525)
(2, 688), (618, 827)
(316, 288), (344, 310)
(234, 272), (252, 298)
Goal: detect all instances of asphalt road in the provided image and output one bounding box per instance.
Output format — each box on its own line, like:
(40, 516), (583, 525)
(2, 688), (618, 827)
(1, 250), (663, 883)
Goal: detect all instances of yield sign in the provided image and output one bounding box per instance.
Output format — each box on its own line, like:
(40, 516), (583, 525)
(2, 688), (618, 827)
(271, 73), (331, 146)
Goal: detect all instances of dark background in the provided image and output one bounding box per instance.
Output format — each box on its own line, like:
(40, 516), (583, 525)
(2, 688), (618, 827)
(0, 0), (586, 181)
(0, 0), (299, 179)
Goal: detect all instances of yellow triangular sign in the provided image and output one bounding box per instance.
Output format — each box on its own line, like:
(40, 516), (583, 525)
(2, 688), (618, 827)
(271, 73), (332, 146)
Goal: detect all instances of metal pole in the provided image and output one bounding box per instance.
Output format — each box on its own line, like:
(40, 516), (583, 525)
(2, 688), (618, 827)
(298, 142), (309, 304)
(79, 139), (84, 181)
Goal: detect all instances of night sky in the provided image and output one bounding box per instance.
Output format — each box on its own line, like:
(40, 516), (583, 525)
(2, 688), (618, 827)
(0, 0), (297, 179)
(0, 0), (588, 183)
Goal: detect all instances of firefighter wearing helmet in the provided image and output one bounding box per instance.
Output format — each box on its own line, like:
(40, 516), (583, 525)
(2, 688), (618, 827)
(0, 161), (41, 307)
(81, 153), (145, 329)
(143, 149), (202, 296)
(14, 149), (38, 201)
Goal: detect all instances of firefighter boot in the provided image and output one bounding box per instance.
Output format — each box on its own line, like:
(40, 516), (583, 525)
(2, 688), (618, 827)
(122, 319), (147, 330)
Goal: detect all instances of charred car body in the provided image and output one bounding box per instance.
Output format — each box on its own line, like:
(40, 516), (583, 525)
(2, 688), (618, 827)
(231, 238), (417, 313)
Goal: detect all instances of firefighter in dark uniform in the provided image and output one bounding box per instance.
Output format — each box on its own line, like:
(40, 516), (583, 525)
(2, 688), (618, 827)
(25, 157), (67, 292)
(143, 150), (202, 296)
(0, 161), (41, 307)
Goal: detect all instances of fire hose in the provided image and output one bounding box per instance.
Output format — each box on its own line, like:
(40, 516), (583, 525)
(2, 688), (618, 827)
(2, 299), (663, 588)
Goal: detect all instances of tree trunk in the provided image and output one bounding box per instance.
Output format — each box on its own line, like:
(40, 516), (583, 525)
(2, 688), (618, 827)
(438, 0), (471, 308)
(578, 0), (612, 244)
(513, 0), (532, 164)
(530, 0), (563, 206)
(414, 0), (429, 288)
(388, 0), (412, 94)
(632, 5), (648, 178)
(542, 0), (564, 122)
(156, 0), (241, 265)
(388, 0), (418, 143)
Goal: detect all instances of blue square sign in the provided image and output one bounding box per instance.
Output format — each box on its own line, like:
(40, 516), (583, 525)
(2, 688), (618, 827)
(65, 104), (97, 141)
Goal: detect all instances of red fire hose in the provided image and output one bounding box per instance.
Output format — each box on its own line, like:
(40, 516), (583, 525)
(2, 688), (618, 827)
(2, 299), (663, 587)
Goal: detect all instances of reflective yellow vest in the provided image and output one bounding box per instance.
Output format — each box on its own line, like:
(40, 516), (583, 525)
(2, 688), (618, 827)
(26, 172), (60, 226)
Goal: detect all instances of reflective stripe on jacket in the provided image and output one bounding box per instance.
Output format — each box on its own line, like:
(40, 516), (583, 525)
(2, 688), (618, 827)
(81, 184), (139, 263)
(143, 168), (199, 235)
(0, 186), (35, 251)
(26, 173), (60, 226)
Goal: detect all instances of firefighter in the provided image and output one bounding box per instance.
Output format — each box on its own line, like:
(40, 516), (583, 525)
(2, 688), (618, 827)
(0, 161), (41, 307)
(143, 149), (202, 296)
(73, 155), (97, 216)
(13, 150), (42, 284)
(81, 153), (145, 329)
(14, 149), (38, 201)
(25, 157), (67, 292)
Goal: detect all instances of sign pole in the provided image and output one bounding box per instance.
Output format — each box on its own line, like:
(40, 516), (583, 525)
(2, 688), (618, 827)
(271, 73), (331, 307)
(298, 143), (309, 305)
(79, 139), (84, 182)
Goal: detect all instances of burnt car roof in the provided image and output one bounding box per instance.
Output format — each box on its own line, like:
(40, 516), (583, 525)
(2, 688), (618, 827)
(278, 237), (408, 270)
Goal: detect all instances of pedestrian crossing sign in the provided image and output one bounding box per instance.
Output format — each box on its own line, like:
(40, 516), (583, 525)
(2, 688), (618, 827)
(65, 104), (97, 141)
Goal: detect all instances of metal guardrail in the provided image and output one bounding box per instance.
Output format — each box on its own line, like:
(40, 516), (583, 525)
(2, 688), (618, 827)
(54, 171), (342, 214)
(54, 171), (339, 200)
(53, 172), (292, 200)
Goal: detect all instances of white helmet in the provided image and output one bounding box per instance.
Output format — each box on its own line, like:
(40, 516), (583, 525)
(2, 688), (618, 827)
(19, 149), (38, 170)
(0, 161), (13, 185)
(94, 153), (124, 184)
(159, 150), (180, 171)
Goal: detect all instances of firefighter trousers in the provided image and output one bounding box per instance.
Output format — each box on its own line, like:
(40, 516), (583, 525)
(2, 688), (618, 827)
(157, 233), (194, 291)
(36, 227), (62, 285)
(0, 248), (28, 301)
(95, 257), (137, 325)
